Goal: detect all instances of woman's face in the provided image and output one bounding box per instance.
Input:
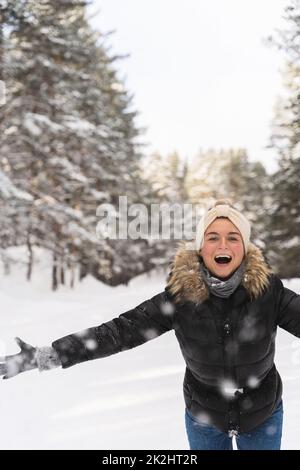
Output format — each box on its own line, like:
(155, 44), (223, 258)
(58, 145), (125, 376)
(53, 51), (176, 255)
(199, 218), (245, 279)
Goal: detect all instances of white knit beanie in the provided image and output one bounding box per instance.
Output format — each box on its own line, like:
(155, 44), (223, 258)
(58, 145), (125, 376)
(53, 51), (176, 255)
(195, 199), (251, 253)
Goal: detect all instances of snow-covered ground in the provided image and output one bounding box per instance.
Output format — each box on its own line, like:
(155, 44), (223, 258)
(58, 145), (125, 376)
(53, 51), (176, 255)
(0, 247), (300, 450)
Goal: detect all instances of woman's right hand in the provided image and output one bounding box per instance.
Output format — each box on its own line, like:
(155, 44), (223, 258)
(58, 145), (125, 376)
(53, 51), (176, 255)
(0, 338), (37, 379)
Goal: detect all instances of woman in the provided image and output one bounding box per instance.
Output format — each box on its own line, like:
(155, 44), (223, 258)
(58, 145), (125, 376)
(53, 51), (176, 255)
(1, 199), (299, 450)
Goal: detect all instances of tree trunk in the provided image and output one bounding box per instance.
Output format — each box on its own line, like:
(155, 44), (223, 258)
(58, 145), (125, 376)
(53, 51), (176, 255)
(60, 257), (65, 285)
(60, 267), (65, 285)
(52, 252), (58, 291)
(70, 264), (75, 289)
(26, 236), (33, 281)
(69, 243), (76, 289)
(1, 251), (10, 275)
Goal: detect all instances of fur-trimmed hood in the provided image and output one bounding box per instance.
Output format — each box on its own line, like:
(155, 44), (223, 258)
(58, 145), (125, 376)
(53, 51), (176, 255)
(166, 240), (273, 305)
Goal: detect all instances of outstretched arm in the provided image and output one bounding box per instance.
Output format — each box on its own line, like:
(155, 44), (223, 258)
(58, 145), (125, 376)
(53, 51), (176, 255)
(275, 276), (300, 337)
(0, 288), (176, 378)
(52, 289), (175, 368)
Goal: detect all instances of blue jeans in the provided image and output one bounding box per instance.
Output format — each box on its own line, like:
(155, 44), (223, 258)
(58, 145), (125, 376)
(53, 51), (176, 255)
(185, 400), (283, 450)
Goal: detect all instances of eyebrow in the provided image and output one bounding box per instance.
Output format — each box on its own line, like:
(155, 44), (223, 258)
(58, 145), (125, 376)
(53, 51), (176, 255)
(205, 231), (241, 236)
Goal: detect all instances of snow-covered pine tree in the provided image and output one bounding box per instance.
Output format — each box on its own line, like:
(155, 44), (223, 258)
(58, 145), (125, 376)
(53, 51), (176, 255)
(0, 2), (34, 274)
(1, 0), (152, 288)
(186, 148), (232, 205)
(265, 0), (300, 277)
(143, 151), (189, 202)
(1, 0), (101, 288)
(0, 169), (33, 276)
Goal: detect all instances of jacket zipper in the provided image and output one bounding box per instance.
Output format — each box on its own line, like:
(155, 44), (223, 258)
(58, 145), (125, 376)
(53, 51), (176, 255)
(222, 300), (240, 434)
(222, 317), (234, 382)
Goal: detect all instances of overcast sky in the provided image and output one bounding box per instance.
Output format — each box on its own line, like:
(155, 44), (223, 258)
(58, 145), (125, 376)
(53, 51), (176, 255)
(90, 0), (288, 174)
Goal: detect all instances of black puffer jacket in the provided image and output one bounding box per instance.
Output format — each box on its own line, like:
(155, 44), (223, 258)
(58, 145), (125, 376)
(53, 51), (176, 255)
(52, 241), (300, 433)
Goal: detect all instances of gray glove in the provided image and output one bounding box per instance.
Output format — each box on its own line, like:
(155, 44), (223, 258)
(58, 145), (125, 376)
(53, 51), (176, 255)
(0, 337), (37, 379)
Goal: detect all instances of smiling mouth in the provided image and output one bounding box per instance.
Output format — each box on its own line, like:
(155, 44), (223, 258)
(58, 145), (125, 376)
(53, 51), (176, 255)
(214, 255), (232, 265)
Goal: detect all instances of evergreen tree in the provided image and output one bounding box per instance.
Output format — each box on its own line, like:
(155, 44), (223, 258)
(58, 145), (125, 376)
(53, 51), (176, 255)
(0, 169), (33, 275)
(143, 151), (188, 202)
(0, 0), (150, 287)
(266, 0), (300, 277)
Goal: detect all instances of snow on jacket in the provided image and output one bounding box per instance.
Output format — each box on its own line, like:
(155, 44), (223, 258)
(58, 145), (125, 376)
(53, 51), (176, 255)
(52, 241), (300, 433)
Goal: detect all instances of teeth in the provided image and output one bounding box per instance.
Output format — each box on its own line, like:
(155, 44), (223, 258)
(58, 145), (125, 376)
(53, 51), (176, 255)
(215, 255), (231, 259)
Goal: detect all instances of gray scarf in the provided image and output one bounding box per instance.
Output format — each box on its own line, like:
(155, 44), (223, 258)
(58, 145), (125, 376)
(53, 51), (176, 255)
(200, 260), (246, 298)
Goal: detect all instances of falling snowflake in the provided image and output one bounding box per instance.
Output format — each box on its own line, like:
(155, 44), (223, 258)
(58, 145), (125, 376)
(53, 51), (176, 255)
(160, 301), (175, 316)
(219, 379), (239, 398)
(142, 329), (158, 340)
(85, 339), (98, 350)
(193, 411), (212, 425)
(247, 376), (260, 388)
(266, 424), (277, 436)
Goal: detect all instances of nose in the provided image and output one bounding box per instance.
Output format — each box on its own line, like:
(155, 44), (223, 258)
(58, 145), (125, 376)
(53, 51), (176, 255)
(218, 237), (229, 250)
